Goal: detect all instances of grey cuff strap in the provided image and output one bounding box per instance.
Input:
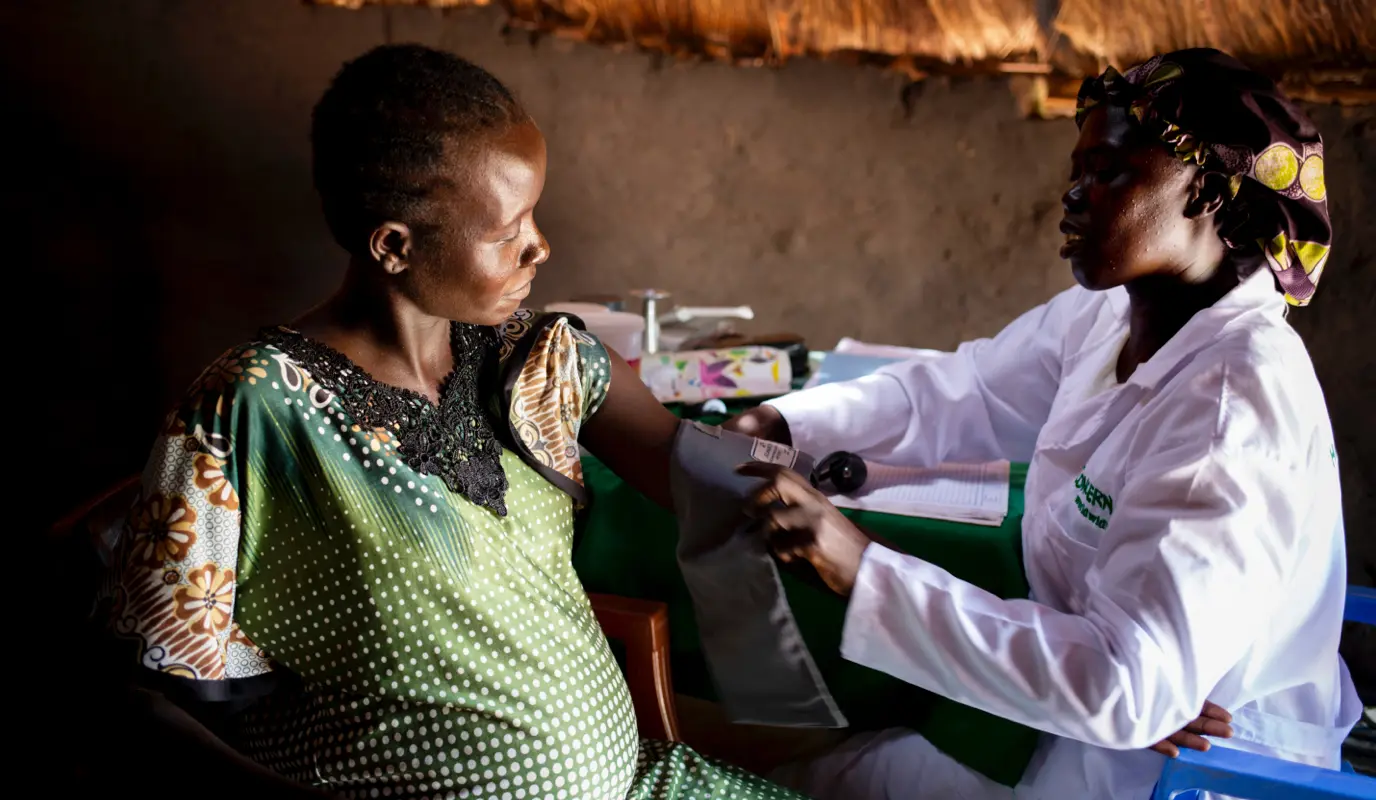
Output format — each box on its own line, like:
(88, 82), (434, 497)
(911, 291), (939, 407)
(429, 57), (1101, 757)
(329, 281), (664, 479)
(669, 420), (848, 728)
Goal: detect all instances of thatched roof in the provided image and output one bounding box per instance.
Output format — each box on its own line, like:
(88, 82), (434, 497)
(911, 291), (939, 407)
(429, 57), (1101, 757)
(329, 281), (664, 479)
(310, 0), (1375, 112)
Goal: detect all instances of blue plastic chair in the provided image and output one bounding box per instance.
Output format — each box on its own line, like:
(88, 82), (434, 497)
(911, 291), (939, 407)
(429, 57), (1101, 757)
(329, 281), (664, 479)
(1151, 585), (1376, 799)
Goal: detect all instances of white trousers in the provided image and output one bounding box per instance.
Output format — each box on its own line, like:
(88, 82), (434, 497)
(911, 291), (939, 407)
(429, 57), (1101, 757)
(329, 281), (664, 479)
(770, 728), (1016, 800)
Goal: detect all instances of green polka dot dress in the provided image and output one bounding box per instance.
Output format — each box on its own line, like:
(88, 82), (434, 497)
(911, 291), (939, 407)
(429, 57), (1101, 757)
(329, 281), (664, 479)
(104, 311), (802, 799)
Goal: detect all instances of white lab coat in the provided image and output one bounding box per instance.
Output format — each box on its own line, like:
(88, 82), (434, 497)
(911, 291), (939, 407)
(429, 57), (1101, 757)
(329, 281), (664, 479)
(766, 268), (1361, 799)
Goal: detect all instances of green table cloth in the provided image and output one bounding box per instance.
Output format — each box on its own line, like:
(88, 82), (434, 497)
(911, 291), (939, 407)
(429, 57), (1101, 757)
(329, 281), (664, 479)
(573, 420), (1040, 786)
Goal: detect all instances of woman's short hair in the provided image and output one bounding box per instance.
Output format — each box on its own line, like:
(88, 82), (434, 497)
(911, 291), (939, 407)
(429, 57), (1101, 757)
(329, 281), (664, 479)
(311, 44), (529, 256)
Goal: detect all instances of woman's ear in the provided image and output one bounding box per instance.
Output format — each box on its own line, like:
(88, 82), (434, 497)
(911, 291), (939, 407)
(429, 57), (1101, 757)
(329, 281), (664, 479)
(1186, 170), (1231, 220)
(368, 222), (413, 275)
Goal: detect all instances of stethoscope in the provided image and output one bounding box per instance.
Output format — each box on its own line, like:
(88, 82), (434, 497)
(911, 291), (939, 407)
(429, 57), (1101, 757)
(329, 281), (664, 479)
(810, 451), (868, 494)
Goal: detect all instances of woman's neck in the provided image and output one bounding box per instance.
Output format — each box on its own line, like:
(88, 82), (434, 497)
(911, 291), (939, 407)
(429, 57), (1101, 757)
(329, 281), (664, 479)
(294, 261), (455, 403)
(1117, 266), (1240, 383)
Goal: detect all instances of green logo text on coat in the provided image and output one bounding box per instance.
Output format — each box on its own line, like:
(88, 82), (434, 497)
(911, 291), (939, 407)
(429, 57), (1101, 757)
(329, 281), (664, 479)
(1073, 472), (1114, 530)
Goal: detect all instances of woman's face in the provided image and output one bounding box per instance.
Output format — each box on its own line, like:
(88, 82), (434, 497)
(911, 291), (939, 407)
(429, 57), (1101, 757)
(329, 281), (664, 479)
(403, 119), (550, 326)
(1060, 105), (1207, 291)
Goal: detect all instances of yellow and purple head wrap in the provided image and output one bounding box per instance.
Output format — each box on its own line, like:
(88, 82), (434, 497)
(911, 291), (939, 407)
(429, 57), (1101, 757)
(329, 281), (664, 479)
(1076, 48), (1331, 306)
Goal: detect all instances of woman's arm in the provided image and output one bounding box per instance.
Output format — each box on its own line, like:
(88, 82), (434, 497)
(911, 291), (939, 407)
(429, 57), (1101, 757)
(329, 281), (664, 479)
(107, 685), (335, 799)
(579, 349), (680, 510)
(740, 441), (1295, 750)
(90, 353), (332, 797)
(745, 287), (1089, 466)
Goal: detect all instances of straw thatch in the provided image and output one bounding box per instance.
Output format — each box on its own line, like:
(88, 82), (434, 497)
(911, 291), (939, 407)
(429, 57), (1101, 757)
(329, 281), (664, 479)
(1057, 0), (1371, 68)
(309, 0), (1376, 111)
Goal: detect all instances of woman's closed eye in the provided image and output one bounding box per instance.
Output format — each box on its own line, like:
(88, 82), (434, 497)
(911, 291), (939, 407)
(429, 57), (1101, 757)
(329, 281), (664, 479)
(1088, 153), (1127, 182)
(1069, 168), (1123, 187)
(1070, 145), (1126, 185)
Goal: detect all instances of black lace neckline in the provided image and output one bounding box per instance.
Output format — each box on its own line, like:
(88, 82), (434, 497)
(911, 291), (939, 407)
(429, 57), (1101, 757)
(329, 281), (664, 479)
(259, 322), (510, 516)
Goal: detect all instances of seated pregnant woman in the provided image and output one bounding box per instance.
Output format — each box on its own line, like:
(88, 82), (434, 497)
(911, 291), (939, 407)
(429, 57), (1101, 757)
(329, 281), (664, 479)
(100, 44), (802, 800)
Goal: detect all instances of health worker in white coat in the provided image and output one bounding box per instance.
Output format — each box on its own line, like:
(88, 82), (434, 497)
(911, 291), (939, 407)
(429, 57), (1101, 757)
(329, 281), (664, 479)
(728, 48), (1361, 800)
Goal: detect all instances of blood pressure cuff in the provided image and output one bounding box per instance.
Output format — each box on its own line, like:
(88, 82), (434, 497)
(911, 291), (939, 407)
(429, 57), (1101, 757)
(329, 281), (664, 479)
(668, 419), (848, 728)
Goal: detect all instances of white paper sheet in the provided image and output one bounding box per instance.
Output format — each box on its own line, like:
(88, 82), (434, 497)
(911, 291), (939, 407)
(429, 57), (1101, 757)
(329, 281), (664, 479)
(829, 460), (1010, 526)
(802, 339), (949, 389)
(833, 337), (947, 362)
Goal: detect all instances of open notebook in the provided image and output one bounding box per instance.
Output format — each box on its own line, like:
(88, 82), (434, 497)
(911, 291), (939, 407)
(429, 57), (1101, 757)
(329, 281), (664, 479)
(828, 459), (1011, 527)
(802, 338), (1010, 525)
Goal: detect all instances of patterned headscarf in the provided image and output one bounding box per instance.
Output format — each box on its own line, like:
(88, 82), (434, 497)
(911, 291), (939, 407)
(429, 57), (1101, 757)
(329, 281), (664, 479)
(1076, 49), (1331, 306)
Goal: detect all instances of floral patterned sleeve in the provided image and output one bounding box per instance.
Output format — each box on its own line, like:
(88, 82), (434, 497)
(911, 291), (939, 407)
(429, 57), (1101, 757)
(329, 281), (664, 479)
(498, 310), (613, 503)
(107, 346), (275, 697)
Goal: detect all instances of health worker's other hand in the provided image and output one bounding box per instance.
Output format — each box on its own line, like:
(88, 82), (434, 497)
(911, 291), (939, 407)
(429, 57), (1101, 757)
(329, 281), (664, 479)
(1150, 702), (1233, 757)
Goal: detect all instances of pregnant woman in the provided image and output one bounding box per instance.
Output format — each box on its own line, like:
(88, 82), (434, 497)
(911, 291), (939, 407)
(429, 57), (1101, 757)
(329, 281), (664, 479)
(101, 44), (800, 800)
